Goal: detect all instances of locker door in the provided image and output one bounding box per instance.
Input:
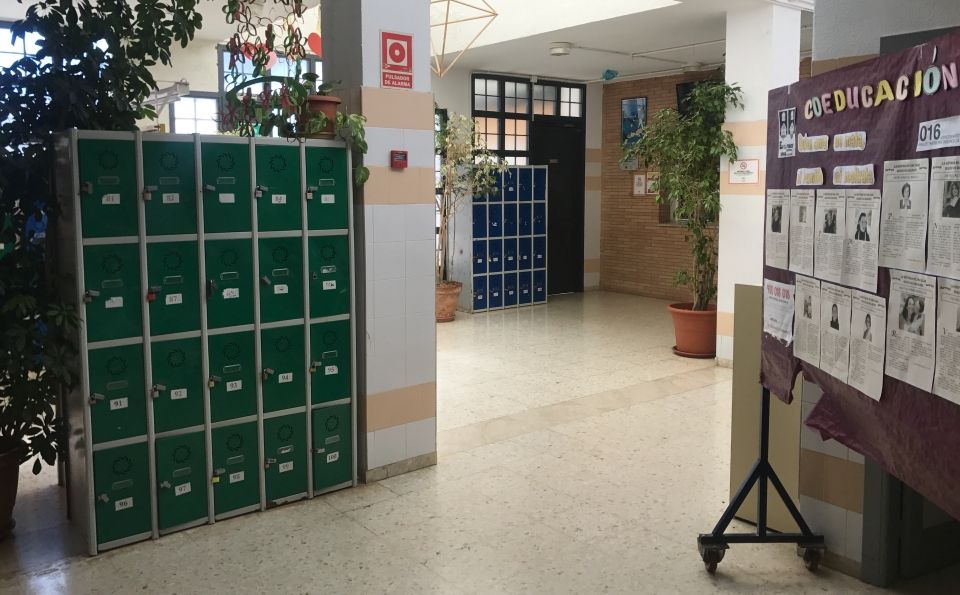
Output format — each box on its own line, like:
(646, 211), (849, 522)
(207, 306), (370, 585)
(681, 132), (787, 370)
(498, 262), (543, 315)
(472, 240), (487, 275)
(204, 239), (254, 329)
(533, 167), (547, 201)
(312, 404), (352, 492)
(304, 146), (349, 231)
(473, 275), (487, 311)
(310, 319), (351, 405)
(208, 331), (257, 423)
(255, 144), (302, 232)
(534, 203), (547, 235)
(518, 168), (533, 201)
(93, 443), (151, 546)
(518, 237), (532, 270)
(518, 203), (532, 236)
(502, 237), (518, 272)
(503, 272), (518, 307)
(142, 138), (197, 236)
(533, 236), (547, 269)
(487, 203), (502, 238)
(155, 432), (208, 531)
(212, 422), (260, 517)
(151, 337), (204, 433)
(489, 172), (503, 202)
(264, 414), (308, 503)
(201, 141), (252, 233)
(146, 241), (200, 336)
(487, 239), (503, 273)
(83, 244), (142, 342)
(503, 203), (517, 236)
(78, 137), (138, 238)
(261, 326), (306, 413)
(503, 168), (518, 201)
(87, 344), (146, 444)
(472, 204), (487, 239)
(533, 270), (547, 302)
(259, 237), (304, 323)
(308, 235), (350, 319)
(518, 270), (533, 305)
(488, 274), (503, 308)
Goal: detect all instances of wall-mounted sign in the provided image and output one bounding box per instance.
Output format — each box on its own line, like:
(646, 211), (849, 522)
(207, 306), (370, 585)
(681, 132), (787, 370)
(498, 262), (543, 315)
(633, 174), (646, 196)
(381, 31), (413, 89)
(646, 172), (660, 195)
(729, 159), (760, 184)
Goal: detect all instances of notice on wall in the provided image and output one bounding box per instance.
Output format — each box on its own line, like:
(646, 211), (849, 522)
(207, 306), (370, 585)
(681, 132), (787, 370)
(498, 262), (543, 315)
(885, 270), (937, 392)
(842, 189), (881, 292)
(832, 164), (875, 186)
(789, 189), (815, 276)
(797, 134), (829, 153)
(633, 173), (646, 196)
(933, 279), (960, 406)
(879, 158), (930, 273)
(730, 159), (760, 184)
(765, 189), (790, 269)
(646, 172), (660, 195)
(796, 167), (824, 186)
(848, 290), (886, 401)
(820, 282), (852, 383)
(833, 131), (867, 152)
(381, 31), (413, 89)
(926, 156), (960, 279)
(763, 278), (795, 343)
(794, 275), (822, 367)
(814, 189), (846, 284)
(778, 108), (796, 158)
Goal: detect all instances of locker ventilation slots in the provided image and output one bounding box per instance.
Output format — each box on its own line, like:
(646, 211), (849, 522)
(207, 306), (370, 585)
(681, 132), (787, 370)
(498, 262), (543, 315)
(55, 131), (357, 554)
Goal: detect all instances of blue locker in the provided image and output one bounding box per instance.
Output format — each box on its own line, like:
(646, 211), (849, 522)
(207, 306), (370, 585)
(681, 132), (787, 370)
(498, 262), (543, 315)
(518, 168), (533, 201)
(503, 203), (517, 236)
(533, 168), (547, 201)
(533, 203), (546, 235)
(518, 271), (532, 304)
(517, 237), (532, 270)
(473, 204), (487, 239)
(488, 274), (503, 308)
(533, 236), (547, 269)
(488, 203), (502, 237)
(533, 270), (547, 302)
(472, 240), (487, 275)
(503, 168), (518, 201)
(518, 203), (532, 236)
(490, 171), (503, 202)
(502, 237), (517, 271)
(503, 272), (518, 307)
(473, 275), (487, 311)
(488, 239), (503, 273)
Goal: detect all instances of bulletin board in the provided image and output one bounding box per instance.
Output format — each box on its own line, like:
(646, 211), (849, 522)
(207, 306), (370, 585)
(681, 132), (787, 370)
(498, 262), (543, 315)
(761, 29), (960, 521)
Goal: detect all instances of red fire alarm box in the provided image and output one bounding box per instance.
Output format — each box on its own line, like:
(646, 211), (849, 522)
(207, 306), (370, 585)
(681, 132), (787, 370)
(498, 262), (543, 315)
(390, 150), (408, 169)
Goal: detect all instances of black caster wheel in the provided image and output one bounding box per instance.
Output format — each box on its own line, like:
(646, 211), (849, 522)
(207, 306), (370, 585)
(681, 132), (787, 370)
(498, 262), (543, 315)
(701, 547), (725, 573)
(802, 547), (823, 572)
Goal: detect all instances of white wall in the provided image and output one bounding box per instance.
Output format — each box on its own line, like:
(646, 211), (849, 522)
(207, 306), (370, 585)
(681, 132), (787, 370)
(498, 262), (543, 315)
(431, 68), (471, 117)
(146, 40), (223, 130)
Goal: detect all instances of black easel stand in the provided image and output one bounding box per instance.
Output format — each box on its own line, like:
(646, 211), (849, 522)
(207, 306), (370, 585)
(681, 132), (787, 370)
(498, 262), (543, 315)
(697, 387), (825, 573)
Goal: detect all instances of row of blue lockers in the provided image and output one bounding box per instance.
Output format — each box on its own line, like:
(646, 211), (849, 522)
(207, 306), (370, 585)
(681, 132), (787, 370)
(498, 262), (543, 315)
(473, 202), (547, 239)
(476, 167), (547, 203)
(473, 235), (546, 274)
(473, 270), (547, 310)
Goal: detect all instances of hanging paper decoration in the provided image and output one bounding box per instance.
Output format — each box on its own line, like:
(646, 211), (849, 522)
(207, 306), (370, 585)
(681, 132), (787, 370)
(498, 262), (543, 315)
(307, 32), (323, 58)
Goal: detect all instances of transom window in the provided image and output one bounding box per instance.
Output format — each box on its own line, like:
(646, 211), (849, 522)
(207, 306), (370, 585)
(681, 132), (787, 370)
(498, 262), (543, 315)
(532, 84), (557, 116)
(560, 86), (583, 117)
(170, 95), (219, 134)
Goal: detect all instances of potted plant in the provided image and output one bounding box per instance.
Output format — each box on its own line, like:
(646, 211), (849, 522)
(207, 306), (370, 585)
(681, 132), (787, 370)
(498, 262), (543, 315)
(435, 114), (506, 322)
(621, 81), (742, 358)
(301, 73), (340, 138)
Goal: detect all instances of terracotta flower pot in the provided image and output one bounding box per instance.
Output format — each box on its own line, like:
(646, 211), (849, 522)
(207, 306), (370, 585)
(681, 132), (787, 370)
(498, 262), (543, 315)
(667, 302), (717, 358)
(303, 94), (341, 138)
(436, 281), (463, 323)
(0, 440), (25, 541)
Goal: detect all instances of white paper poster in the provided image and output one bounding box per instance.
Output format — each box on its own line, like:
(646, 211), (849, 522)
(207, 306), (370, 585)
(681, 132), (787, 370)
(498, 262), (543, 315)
(885, 270), (936, 392)
(820, 282), (852, 383)
(789, 189), (815, 276)
(842, 189), (881, 292)
(765, 189), (790, 269)
(848, 290), (886, 401)
(763, 279), (795, 343)
(925, 156), (960, 279)
(794, 275), (821, 367)
(933, 278), (960, 406)
(778, 108), (796, 158)
(879, 158), (929, 273)
(814, 189), (846, 284)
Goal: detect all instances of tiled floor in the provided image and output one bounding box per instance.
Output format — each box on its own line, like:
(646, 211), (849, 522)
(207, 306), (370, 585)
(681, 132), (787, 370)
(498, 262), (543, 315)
(2, 291), (958, 593)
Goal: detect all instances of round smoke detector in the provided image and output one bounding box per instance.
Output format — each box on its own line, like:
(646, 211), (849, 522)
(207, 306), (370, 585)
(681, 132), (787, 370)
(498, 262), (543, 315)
(550, 42), (573, 57)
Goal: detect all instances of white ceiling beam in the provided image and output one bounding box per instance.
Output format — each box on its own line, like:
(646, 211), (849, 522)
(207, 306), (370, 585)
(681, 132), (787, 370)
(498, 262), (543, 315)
(763, 0), (815, 11)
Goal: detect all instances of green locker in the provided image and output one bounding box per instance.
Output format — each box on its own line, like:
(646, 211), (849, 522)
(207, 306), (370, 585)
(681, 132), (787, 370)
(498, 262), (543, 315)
(78, 137), (138, 238)
(258, 237), (304, 323)
(263, 413), (307, 503)
(254, 143), (302, 232)
(204, 239), (254, 329)
(155, 432), (208, 531)
(304, 145), (349, 230)
(207, 331), (257, 423)
(310, 319), (351, 404)
(146, 241), (200, 335)
(151, 337), (204, 433)
(212, 422), (260, 516)
(93, 443), (151, 546)
(142, 138), (197, 236)
(201, 141), (252, 233)
(308, 235), (351, 318)
(312, 404), (352, 492)
(260, 326), (306, 413)
(83, 243), (142, 342)
(87, 344), (146, 444)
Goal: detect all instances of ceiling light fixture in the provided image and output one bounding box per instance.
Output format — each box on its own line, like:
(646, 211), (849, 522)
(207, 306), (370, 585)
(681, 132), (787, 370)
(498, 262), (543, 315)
(549, 42), (573, 57)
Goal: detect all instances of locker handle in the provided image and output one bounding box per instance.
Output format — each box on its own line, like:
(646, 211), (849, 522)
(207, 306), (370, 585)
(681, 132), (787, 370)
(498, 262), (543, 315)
(313, 447), (326, 455)
(98, 493), (110, 503)
(278, 445), (294, 455)
(83, 289), (100, 303)
(309, 361), (321, 373)
(226, 455), (245, 465)
(159, 480), (171, 490)
(260, 275), (271, 286)
(264, 457), (277, 467)
(142, 185), (158, 201)
(207, 279), (217, 298)
(88, 393), (105, 405)
(81, 181), (94, 195)
(208, 375), (222, 388)
(150, 384), (166, 399)
(305, 186), (318, 201)
(204, 184), (217, 192)
(255, 184), (269, 198)
(261, 368), (275, 380)
(173, 467), (191, 478)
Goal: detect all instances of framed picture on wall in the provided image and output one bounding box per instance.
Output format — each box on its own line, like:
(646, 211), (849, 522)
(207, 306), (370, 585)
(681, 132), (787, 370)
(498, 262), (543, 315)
(621, 97), (647, 145)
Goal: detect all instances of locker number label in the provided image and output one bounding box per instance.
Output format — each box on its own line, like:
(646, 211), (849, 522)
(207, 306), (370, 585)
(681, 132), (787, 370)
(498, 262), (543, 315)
(114, 497), (134, 512)
(218, 193), (235, 204)
(105, 296), (124, 309)
(278, 372), (293, 384)
(322, 280), (337, 291)
(229, 471), (245, 484)
(101, 193), (121, 205)
(109, 397), (129, 411)
(165, 293), (183, 306)
(162, 193), (180, 204)
(271, 194), (287, 205)
(273, 284), (288, 295)
(278, 461), (294, 473)
(222, 287), (240, 300)
(326, 451), (340, 464)
(170, 388), (188, 401)
(226, 380), (243, 392)
(174, 482), (192, 497)
(324, 365), (338, 376)
(321, 194), (335, 204)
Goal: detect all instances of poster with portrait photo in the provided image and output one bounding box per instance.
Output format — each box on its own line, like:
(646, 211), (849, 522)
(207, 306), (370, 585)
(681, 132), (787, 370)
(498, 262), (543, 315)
(842, 189), (881, 292)
(849, 290), (886, 401)
(765, 189), (790, 269)
(879, 158), (929, 273)
(621, 97), (647, 146)
(789, 189), (815, 276)
(814, 189), (845, 284)
(933, 278), (960, 406)
(820, 282), (852, 383)
(885, 270), (936, 392)
(777, 108), (796, 158)
(793, 275), (821, 367)
(926, 156), (960, 280)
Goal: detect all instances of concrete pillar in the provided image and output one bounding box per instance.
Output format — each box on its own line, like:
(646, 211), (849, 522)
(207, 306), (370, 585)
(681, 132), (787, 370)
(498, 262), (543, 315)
(321, 0), (437, 480)
(716, 3), (803, 364)
(584, 82), (603, 289)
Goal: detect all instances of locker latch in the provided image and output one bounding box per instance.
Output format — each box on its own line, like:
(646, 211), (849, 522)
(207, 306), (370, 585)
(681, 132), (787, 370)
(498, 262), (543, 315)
(305, 186), (318, 201)
(260, 275), (271, 286)
(151, 384), (167, 399)
(159, 480), (171, 490)
(206, 279), (218, 299)
(83, 289), (100, 303)
(254, 185), (269, 199)
(204, 184), (217, 192)
(142, 185), (158, 201)
(146, 286), (162, 302)
(80, 181), (94, 195)
(312, 447), (326, 455)
(88, 393), (105, 405)
(98, 493), (110, 503)
(264, 457), (277, 468)
(309, 360), (322, 373)
(261, 368), (275, 380)
(208, 375), (222, 388)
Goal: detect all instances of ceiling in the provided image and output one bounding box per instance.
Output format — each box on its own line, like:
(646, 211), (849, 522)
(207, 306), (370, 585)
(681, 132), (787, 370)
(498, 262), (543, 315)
(438, 0), (813, 82)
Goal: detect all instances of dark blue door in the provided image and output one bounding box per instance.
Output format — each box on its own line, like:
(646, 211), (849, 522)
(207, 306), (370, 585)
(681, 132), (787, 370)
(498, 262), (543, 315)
(518, 271), (532, 304)
(503, 272), (518, 306)
(488, 203), (502, 237)
(487, 239), (503, 273)
(518, 168), (533, 201)
(473, 275), (487, 311)
(502, 237), (517, 271)
(533, 270), (547, 303)
(518, 203), (532, 235)
(518, 237), (532, 270)
(533, 167), (547, 201)
(473, 204), (487, 239)
(533, 202), (546, 235)
(503, 168), (518, 201)
(472, 240), (487, 275)
(488, 274), (503, 308)
(533, 236), (547, 269)
(503, 203), (517, 236)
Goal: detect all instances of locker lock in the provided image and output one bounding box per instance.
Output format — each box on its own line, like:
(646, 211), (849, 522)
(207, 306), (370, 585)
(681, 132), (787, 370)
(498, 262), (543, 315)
(88, 393), (105, 405)
(98, 493), (110, 503)
(150, 384), (167, 399)
(305, 186), (318, 201)
(208, 375), (222, 388)
(309, 360), (323, 373)
(254, 185), (269, 198)
(264, 457), (277, 468)
(83, 289), (100, 304)
(146, 286), (162, 302)
(142, 185), (158, 201)
(261, 367), (275, 380)
(159, 480), (171, 490)
(206, 279), (218, 298)
(80, 181), (94, 195)
(312, 447), (327, 455)
(260, 275), (272, 286)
